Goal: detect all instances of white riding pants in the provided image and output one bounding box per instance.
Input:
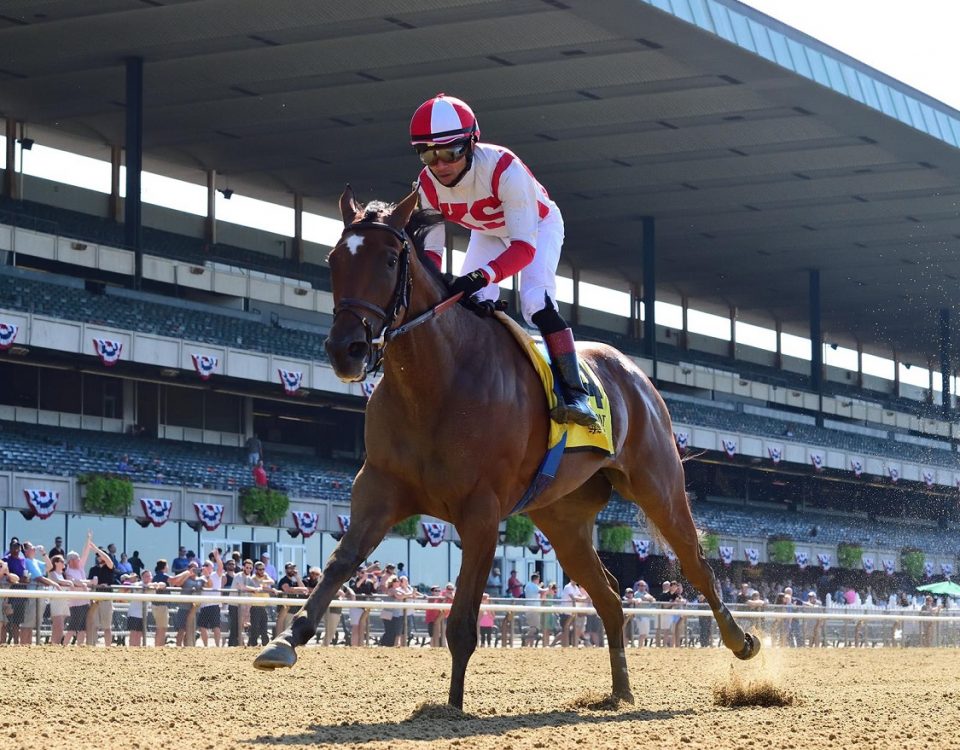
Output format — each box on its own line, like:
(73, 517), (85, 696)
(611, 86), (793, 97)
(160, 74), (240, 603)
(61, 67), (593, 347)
(460, 210), (564, 327)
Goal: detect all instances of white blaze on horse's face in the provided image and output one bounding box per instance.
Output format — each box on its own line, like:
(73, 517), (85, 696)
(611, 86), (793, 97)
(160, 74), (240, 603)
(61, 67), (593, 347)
(344, 233), (364, 256)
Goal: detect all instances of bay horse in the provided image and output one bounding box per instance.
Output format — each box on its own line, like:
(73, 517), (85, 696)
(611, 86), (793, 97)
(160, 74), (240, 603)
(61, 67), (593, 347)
(253, 186), (760, 708)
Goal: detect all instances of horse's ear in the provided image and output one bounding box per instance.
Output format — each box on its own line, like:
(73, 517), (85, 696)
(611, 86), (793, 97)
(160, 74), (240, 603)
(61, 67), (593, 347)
(339, 185), (361, 226)
(386, 188), (419, 232)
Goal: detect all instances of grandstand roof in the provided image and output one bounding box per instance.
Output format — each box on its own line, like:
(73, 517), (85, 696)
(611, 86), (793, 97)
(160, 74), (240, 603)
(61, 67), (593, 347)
(2, 0), (960, 363)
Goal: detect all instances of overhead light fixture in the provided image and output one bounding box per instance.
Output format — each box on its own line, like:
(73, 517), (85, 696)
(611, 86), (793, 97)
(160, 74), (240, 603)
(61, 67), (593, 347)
(17, 138), (34, 150)
(219, 188), (234, 200)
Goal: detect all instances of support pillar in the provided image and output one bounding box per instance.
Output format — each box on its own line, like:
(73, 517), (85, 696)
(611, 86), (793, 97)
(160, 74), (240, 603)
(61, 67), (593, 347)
(939, 308), (952, 416)
(571, 267), (580, 326)
(808, 269), (823, 426)
(642, 217), (656, 370)
(109, 145), (123, 222)
(124, 57), (144, 288)
(728, 306), (737, 360)
(293, 193), (304, 264)
(4, 119), (17, 199)
(681, 295), (689, 351)
(775, 320), (783, 370)
(856, 341), (864, 389)
(205, 169), (217, 245)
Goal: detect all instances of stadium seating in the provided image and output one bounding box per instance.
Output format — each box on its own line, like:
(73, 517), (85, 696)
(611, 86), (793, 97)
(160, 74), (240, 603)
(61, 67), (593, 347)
(0, 420), (356, 500)
(0, 268), (329, 362)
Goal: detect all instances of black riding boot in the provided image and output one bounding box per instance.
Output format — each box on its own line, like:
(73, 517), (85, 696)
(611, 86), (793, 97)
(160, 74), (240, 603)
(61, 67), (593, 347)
(542, 328), (601, 428)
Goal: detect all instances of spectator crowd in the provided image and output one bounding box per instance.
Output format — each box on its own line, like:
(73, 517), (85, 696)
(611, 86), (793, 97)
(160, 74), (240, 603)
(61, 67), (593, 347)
(1, 536), (956, 649)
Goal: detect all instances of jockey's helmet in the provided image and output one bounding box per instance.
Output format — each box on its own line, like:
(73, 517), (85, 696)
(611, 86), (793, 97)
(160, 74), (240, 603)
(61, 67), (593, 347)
(409, 93), (480, 146)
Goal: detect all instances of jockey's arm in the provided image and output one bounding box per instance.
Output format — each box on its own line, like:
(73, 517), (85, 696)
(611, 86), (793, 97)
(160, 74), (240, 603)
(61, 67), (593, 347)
(421, 220), (445, 271)
(475, 164), (539, 284)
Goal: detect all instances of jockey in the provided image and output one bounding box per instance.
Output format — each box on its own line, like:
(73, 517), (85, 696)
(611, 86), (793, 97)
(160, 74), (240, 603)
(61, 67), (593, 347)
(410, 93), (600, 429)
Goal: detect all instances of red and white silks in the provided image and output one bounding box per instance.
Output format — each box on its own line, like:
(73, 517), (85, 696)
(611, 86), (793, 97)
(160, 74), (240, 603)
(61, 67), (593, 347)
(140, 498), (173, 527)
(23, 489), (59, 519)
(93, 338), (122, 366)
(293, 511), (320, 538)
(193, 502), (224, 531)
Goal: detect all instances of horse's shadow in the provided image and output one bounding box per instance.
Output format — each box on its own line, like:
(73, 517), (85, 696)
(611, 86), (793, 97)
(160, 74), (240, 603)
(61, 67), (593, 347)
(249, 705), (695, 746)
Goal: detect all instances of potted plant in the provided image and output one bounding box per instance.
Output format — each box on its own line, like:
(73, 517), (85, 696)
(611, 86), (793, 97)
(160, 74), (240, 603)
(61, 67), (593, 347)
(391, 515), (422, 538)
(78, 473), (134, 516)
(598, 523), (633, 553)
(504, 514), (535, 547)
(900, 548), (925, 580)
(837, 543), (864, 570)
(767, 537), (796, 566)
(239, 487), (290, 526)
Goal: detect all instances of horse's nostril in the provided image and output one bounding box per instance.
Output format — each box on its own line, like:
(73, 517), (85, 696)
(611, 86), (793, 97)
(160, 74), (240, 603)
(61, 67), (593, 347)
(347, 342), (368, 359)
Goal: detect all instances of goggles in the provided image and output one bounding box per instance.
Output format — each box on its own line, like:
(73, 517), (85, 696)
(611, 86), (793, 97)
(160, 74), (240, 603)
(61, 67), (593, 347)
(416, 141), (469, 166)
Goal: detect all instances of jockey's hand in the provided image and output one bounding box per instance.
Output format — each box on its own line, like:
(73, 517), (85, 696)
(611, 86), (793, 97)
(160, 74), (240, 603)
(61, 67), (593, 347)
(449, 269), (489, 299)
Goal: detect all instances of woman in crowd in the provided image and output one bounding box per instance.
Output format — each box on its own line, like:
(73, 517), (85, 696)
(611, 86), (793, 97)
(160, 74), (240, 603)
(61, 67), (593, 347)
(478, 592), (495, 647)
(47, 554), (73, 645)
(64, 549), (91, 646)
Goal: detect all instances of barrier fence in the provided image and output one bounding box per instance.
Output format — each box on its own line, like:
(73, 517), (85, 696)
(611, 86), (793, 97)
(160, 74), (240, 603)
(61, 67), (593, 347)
(2, 587), (959, 649)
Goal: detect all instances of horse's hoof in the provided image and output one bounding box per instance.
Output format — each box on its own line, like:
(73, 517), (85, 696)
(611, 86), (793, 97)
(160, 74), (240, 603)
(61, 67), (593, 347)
(734, 632), (761, 661)
(253, 640), (298, 671)
(616, 690), (636, 705)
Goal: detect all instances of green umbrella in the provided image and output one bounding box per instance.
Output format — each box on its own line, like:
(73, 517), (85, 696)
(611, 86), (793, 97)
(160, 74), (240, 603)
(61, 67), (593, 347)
(916, 581), (960, 597)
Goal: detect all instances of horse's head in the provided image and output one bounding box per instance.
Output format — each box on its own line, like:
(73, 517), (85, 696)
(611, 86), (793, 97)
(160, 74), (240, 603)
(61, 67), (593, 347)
(324, 186), (420, 382)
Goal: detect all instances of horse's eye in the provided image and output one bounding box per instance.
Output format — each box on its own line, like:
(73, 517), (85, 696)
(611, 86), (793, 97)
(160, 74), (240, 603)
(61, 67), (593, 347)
(387, 256), (398, 269)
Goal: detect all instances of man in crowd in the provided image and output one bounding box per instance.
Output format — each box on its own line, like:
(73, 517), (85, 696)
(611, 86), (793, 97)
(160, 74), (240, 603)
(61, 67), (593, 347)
(18, 541), (61, 643)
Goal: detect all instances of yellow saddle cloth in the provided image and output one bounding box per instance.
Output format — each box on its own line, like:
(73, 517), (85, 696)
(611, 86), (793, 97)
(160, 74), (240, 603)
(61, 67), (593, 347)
(495, 312), (614, 455)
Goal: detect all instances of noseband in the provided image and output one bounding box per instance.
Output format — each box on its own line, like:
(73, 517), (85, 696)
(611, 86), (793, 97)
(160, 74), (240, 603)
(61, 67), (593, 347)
(332, 221), (413, 378)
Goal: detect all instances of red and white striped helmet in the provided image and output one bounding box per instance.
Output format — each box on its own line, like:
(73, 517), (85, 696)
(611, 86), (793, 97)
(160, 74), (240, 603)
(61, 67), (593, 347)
(409, 93), (480, 146)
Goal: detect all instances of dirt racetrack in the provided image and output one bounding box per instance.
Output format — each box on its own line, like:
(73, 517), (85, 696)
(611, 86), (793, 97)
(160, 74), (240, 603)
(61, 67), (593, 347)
(5, 645), (959, 749)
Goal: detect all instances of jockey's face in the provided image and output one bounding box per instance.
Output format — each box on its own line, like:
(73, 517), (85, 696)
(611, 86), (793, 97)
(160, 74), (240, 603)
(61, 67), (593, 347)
(428, 153), (468, 186)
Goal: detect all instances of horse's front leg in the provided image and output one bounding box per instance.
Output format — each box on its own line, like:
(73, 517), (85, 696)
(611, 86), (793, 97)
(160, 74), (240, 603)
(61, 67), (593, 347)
(254, 468), (409, 670)
(446, 494), (500, 709)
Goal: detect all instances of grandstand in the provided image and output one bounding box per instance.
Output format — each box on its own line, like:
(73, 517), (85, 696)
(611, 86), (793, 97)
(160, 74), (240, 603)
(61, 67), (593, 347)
(1, 0), (959, 587)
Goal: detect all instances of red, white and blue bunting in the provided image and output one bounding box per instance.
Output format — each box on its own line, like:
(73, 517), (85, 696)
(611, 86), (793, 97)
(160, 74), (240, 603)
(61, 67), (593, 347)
(744, 547), (759, 567)
(862, 556), (875, 574)
(292, 511), (320, 538)
(795, 551), (809, 569)
(633, 539), (650, 560)
(664, 547), (677, 562)
(882, 559), (896, 576)
(23, 489), (59, 519)
(719, 545), (733, 566)
(768, 446), (782, 464)
(942, 563), (954, 577)
(533, 529), (552, 554)
(721, 439), (737, 458)
(337, 514), (351, 534)
(809, 450), (825, 472)
(888, 466), (900, 483)
(0, 322), (19, 350)
(140, 498), (173, 527)
(923, 561), (935, 578)
(361, 376), (382, 400)
(422, 522), (446, 547)
(922, 470), (935, 488)
(191, 353), (219, 381)
(278, 368), (304, 395)
(93, 338), (122, 366)
(817, 552), (831, 571)
(850, 458), (863, 478)
(674, 431), (689, 452)
(193, 502), (225, 531)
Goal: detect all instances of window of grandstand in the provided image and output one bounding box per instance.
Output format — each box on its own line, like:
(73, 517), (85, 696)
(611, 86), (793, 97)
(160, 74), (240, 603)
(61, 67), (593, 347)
(899, 362), (930, 388)
(823, 344), (858, 371)
(580, 280), (629, 316)
(735, 320), (777, 352)
(687, 308), (731, 341)
(18, 142), (112, 194)
(862, 352), (894, 380)
(780, 331), (812, 360)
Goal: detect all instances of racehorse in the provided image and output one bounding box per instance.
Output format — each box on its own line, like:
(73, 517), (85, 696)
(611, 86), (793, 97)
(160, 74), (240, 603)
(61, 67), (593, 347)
(253, 186), (760, 708)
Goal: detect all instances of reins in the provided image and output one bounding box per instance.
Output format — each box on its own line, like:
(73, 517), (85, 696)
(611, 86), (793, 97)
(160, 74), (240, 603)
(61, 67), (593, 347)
(331, 220), (461, 379)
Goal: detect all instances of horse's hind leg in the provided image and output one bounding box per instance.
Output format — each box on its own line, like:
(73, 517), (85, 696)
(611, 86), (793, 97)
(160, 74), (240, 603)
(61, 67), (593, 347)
(613, 469), (760, 661)
(529, 475), (634, 704)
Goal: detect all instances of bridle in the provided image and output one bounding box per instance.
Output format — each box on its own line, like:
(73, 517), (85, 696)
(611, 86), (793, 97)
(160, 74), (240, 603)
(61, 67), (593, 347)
(331, 220), (461, 379)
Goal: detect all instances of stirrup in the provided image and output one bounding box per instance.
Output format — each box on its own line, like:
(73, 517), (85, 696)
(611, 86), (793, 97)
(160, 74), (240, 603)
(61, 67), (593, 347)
(551, 393), (600, 428)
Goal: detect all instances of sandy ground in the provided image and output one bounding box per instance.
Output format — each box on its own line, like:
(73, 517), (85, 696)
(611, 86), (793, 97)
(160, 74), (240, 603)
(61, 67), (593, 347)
(4, 645), (959, 749)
